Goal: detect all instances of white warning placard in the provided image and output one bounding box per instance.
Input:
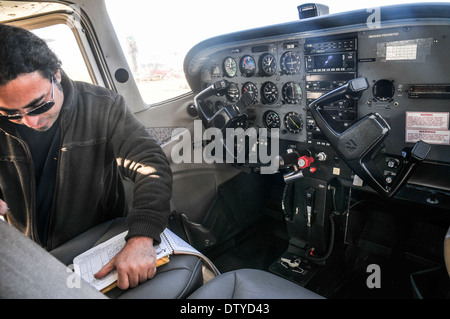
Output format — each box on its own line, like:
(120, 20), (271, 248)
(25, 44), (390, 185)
(406, 129), (450, 145)
(406, 112), (450, 145)
(386, 44), (417, 61)
(406, 112), (449, 130)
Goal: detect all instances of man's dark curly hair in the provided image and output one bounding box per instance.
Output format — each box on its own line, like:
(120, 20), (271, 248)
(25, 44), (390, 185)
(0, 24), (62, 85)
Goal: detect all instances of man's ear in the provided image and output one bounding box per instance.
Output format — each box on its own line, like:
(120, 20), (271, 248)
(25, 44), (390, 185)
(53, 69), (62, 84)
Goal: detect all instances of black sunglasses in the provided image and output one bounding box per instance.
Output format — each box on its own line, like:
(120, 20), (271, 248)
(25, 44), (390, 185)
(0, 77), (55, 120)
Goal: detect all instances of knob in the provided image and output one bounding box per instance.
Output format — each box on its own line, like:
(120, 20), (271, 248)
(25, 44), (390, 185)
(298, 156), (314, 169)
(387, 158), (400, 168)
(385, 174), (395, 185)
(316, 152), (327, 161)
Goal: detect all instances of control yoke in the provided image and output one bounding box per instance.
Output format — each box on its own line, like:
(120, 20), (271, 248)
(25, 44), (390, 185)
(308, 77), (431, 197)
(193, 80), (254, 161)
(194, 80), (252, 130)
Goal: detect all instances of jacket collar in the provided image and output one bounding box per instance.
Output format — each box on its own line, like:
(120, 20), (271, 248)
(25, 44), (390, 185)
(59, 70), (75, 126)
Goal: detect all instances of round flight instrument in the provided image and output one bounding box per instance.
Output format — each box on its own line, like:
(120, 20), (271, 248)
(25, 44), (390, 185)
(223, 57), (237, 77)
(261, 82), (278, 104)
(259, 53), (277, 76)
(263, 111), (281, 130)
(282, 82), (303, 104)
(373, 79), (395, 101)
(226, 82), (240, 102)
(284, 112), (303, 133)
(242, 82), (258, 104)
(280, 51), (301, 75)
(240, 55), (256, 77)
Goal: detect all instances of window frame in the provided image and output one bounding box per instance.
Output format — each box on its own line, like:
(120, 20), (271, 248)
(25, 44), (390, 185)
(7, 11), (107, 87)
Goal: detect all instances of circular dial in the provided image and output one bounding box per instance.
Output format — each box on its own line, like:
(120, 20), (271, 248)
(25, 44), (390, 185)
(240, 55), (256, 77)
(226, 82), (240, 102)
(259, 53), (277, 76)
(282, 82), (303, 104)
(280, 51), (301, 75)
(223, 57), (237, 77)
(242, 82), (258, 104)
(261, 82), (278, 104)
(284, 112), (303, 133)
(263, 111), (281, 130)
(373, 79), (395, 101)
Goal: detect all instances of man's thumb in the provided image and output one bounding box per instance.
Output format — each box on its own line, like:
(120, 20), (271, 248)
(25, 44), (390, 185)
(0, 200), (8, 215)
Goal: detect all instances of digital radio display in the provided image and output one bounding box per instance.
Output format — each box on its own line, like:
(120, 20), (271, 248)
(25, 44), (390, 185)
(313, 54), (343, 69)
(306, 52), (355, 72)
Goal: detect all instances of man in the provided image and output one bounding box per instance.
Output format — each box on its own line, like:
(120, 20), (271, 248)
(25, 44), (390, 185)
(0, 24), (173, 290)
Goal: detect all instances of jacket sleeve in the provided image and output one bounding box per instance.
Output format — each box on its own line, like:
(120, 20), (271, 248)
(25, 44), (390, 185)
(106, 94), (173, 244)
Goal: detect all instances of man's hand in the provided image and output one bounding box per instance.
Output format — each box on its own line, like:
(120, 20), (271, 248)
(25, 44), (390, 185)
(94, 236), (157, 290)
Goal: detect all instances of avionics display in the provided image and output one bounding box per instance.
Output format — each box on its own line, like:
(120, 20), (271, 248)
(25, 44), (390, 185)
(306, 52), (356, 72)
(409, 84), (450, 99)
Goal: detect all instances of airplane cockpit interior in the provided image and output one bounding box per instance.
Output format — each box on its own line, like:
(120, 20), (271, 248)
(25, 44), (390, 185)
(0, 0), (449, 302)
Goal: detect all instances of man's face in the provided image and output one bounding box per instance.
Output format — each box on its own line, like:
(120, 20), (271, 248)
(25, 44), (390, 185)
(0, 71), (64, 131)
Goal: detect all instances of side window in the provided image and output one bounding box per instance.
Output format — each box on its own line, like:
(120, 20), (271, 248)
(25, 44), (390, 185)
(105, 2), (191, 105)
(31, 24), (93, 84)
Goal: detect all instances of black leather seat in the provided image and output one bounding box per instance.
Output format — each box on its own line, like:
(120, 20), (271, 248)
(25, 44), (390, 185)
(188, 268), (324, 299)
(0, 220), (324, 299)
(50, 217), (204, 299)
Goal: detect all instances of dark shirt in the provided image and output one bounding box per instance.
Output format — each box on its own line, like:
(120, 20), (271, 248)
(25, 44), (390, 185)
(16, 117), (61, 246)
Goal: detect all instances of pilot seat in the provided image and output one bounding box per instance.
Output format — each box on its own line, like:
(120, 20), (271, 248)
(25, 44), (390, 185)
(0, 218), (323, 299)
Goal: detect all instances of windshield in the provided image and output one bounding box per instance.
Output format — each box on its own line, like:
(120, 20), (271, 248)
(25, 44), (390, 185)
(105, 0), (441, 104)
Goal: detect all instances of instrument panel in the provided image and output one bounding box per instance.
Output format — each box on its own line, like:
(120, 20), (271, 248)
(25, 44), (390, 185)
(184, 3), (450, 206)
(200, 40), (310, 143)
(194, 21), (450, 166)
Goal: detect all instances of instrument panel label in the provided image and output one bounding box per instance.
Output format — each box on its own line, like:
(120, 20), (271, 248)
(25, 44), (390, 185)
(406, 112), (450, 145)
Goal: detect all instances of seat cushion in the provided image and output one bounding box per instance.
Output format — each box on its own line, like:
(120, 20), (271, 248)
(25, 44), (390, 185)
(50, 217), (204, 299)
(0, 221), (106, 299)
(109, 254), (203, 299)
(188, 268), (324, 299)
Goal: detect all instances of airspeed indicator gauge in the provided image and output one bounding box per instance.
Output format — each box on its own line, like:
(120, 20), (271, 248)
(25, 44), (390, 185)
(223, 57), (237, 77)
